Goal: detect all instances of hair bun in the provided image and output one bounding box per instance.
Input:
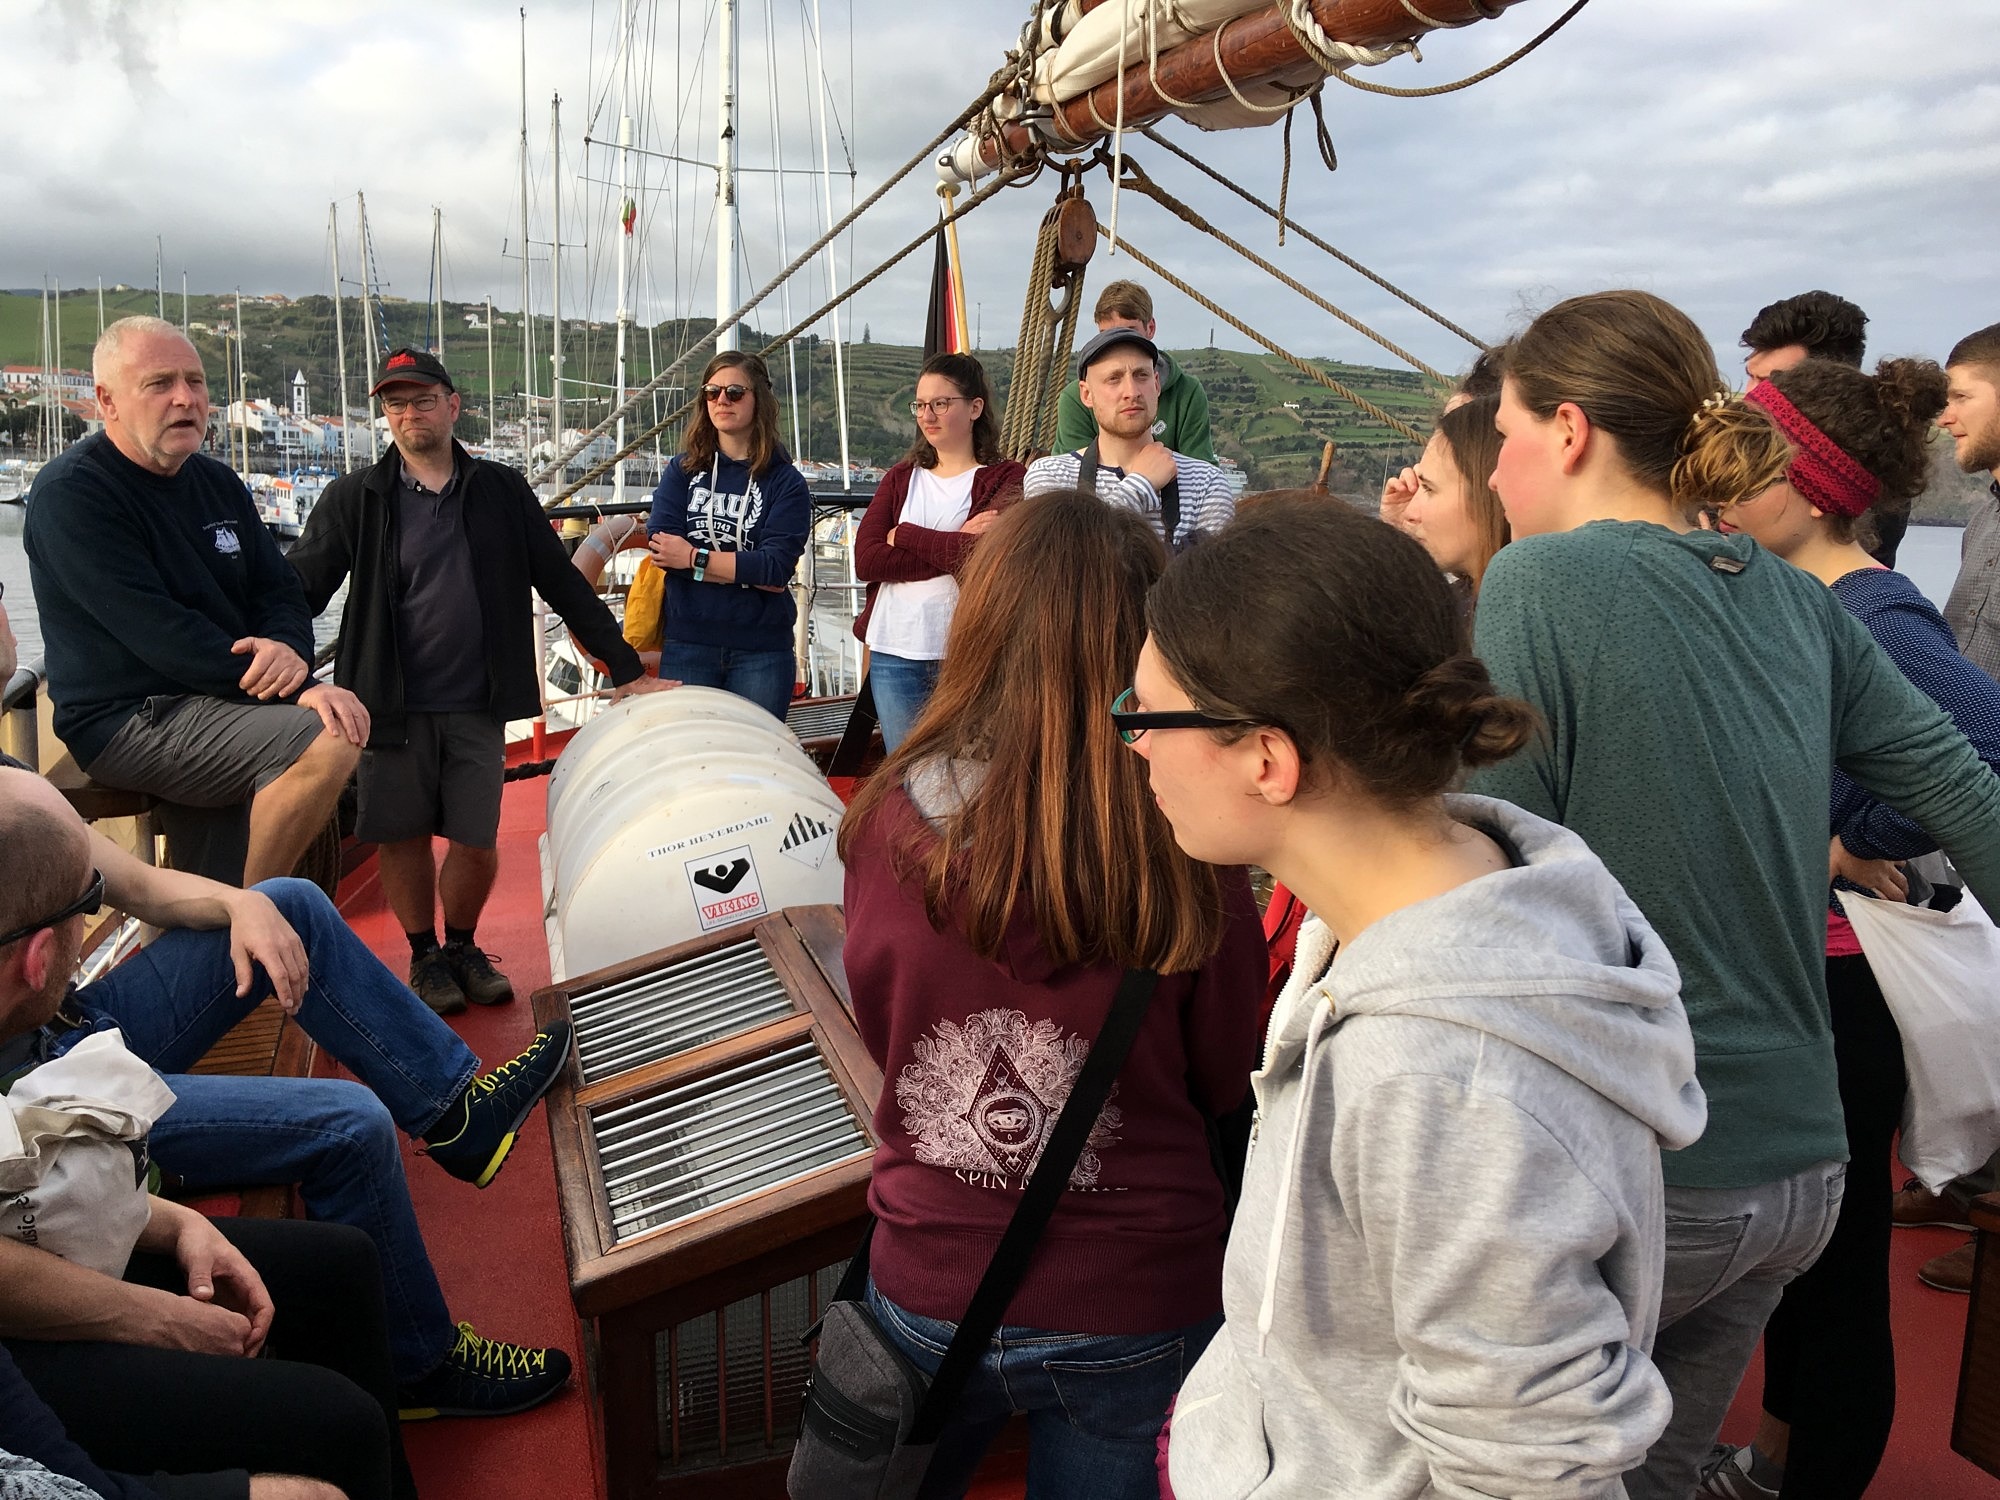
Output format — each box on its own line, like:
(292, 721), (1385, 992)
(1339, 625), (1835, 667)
(1403, 655), (1540, 768)
(1871, 357), (1948, 433)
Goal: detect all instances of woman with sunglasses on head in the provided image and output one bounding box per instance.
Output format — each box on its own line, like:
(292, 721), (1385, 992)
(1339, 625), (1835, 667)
(837, 490), (1265, 1498)
(1462, 289), (2000, 1500)
(1399, 393), (1511, 607)
(852, 353), (1025, 749)
(1143, 494), (1705, 1500)
(1670, 357), (2000, 1500)
(645, 352), (810, 720)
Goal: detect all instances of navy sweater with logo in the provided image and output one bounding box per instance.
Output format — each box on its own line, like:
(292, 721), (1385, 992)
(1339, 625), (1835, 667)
(645, 448), (811, 652)
(24, 434), (313, 766)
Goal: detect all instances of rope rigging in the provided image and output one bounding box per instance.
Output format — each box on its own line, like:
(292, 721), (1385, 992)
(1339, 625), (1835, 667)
(1321, 0), (1592, 98)
(532, 64), (1022, 494)
(1111, 155), (1450, 389)
(1000, 181), (1094, 460)
(1137, 125), (1485, 350)
(1097, 223), (1426, 444)
(543, 158), (1037, 504)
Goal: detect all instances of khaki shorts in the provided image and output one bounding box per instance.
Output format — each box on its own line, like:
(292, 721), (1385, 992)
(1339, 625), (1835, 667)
(87, 695), (324, 806)
(355, 711), (505, 847)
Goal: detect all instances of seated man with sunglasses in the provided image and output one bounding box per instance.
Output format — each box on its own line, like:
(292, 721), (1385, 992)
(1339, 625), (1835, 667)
(0, 762), (577, 1428)
(290, 348), (670, 1014)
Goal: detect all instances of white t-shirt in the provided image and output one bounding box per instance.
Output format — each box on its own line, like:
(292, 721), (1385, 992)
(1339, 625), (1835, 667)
(865, 466), (978, 660)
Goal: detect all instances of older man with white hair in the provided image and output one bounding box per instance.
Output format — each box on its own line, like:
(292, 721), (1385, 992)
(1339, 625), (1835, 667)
(23, 316), (366, 884)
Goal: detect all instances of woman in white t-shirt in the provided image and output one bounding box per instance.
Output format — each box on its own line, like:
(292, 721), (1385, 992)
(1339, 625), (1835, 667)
(852, 353), (1025, 748)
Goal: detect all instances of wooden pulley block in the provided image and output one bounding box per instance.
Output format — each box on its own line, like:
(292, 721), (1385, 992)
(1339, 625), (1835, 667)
(1055, 195), (1098, 273)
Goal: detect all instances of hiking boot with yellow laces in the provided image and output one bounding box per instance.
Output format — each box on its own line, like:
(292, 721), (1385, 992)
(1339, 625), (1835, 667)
(421, 1021), (573, 1187)
(397, 1322), (573, 1420)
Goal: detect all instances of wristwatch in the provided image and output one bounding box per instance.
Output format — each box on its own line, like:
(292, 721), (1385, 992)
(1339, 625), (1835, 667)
(692, 546), (711, 582)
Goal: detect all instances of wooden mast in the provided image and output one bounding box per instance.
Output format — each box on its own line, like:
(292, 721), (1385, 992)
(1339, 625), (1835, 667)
(954, 0), (1532, 177)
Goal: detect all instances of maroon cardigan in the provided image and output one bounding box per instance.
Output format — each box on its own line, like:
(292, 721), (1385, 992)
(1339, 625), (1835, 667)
(850, 457), (1026, 642)
(843, 786), (1266, 1335)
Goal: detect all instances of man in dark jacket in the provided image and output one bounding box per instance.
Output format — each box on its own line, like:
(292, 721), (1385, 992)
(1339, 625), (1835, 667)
(288, 349), (667, 1013)
(24, 317), (369, 885)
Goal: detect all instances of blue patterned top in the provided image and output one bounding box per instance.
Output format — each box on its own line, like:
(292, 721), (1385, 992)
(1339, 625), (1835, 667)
(1832, 565), (2000, 860)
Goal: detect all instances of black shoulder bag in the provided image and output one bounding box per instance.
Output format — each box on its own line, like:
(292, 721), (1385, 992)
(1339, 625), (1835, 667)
(1078, 440), (1179, 550)
(788, 967), (1161, 1498)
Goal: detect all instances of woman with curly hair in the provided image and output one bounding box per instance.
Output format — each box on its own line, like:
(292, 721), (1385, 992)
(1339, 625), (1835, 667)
(1673, 357), (2000, 1500)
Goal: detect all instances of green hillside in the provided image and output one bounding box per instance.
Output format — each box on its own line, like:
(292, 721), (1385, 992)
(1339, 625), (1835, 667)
(0, 288), (1435, 494)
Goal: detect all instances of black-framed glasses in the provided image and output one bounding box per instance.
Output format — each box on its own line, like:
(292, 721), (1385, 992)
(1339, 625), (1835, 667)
(0, 869), (105, 949)
(1109, 688), (1256, 745)
(702, 383), (751, 404)
(909, 397), (965, 417)
(380, 392), (444, 415)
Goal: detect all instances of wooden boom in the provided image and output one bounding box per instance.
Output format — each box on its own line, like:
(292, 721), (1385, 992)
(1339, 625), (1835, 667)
(948, 0), (1533, 179)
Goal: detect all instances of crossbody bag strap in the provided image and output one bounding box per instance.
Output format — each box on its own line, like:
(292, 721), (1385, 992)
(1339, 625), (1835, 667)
(1079, 439), (1179, 546)
(907, 966), (1161, 1443)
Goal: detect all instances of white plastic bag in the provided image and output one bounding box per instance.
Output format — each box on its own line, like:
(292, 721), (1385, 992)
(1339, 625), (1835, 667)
(0, 1030), (175, 1276)
(1837, 890), (2000, 1193)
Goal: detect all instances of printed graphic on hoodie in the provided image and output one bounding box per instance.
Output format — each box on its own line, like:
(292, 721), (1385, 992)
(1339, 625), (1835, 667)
(687, 473), (767, 549)
(896, 1009), (1121, 1189)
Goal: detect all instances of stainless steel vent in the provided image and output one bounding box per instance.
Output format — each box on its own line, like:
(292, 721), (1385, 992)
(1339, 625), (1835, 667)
(784, 698), (855, 740)
(594, 1041), (869, 1243)
(570, 937), (792, 1086)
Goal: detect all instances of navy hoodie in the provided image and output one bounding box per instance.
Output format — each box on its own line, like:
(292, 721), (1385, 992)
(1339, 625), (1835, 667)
(24, 434), (313, 767)
(645, 448), (810, 652)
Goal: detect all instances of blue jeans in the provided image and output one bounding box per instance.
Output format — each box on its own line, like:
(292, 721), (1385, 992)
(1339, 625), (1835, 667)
(658, 641), (796, 722)
(54, 878), (481, 1384)
(864, 1278), (1219, 1500)
(1624, 1159), (1847, 1500)
(867, 653), (943, 753)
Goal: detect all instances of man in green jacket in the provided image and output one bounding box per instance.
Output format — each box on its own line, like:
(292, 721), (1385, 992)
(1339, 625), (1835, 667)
(1055, 280), (1216, 463)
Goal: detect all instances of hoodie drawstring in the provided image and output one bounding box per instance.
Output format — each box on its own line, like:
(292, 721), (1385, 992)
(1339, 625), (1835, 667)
(1255, 993), (1332, 1358)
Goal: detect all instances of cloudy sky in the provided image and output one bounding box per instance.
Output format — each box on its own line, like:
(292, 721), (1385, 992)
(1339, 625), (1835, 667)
(4, 0), (1994, 384)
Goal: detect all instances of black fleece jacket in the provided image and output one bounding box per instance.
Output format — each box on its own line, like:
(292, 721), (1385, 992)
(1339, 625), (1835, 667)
(288, 443), (643, 746)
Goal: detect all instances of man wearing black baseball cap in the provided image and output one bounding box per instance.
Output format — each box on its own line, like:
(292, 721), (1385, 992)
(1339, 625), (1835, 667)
(1022, 326), (1237, 552)
(291, 347), (669, 1013)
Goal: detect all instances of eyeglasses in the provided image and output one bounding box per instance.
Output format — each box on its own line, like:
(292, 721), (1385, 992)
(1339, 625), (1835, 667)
(702, 384), (751, 404)
(0, 869), (105, 950)
(909, 397), (965, 417)
(1109, 688), (1257, 745)
(380, 392), (445, 414)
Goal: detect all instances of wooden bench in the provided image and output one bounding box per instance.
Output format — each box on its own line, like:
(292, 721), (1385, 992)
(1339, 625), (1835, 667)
(1954, 1193), (2000, 1477)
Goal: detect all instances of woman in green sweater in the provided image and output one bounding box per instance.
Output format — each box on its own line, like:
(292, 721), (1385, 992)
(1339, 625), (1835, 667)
(1467, 288), (2000, 1500)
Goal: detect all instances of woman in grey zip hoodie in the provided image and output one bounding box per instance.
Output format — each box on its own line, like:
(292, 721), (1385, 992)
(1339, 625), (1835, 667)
(1122, 494), (1708, 1500)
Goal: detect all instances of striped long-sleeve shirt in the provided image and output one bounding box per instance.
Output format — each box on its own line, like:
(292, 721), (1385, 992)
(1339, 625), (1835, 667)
(1022, 448), (1237, 550)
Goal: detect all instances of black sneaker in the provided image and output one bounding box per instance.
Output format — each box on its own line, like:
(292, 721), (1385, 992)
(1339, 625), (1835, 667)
(422, 1021), (574, 1187)
(443, 942), (515, 1006)
(409, 949), (467, 1016)
(397, 1322), (572, 1420)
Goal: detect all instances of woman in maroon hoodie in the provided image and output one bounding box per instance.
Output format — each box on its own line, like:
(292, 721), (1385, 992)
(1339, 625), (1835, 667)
(851, 352), (1025, 750)
(836, 489), (1266, 1499)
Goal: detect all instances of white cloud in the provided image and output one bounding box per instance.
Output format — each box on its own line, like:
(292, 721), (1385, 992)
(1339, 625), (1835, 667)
(1, 0), (1993, 388)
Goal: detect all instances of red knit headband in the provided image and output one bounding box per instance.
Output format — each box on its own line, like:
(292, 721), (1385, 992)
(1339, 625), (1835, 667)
(1742, 380), (1880, 518)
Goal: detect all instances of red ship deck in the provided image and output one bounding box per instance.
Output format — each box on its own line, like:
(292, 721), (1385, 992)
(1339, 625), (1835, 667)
(327, 748), (2000, 1500)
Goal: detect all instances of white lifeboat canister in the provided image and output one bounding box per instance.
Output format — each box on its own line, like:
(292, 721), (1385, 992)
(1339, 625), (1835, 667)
(544, 687), (847, 978)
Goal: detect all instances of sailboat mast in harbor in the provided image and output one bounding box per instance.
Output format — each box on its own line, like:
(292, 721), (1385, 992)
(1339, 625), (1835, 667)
(810, 0), (851, 486)
(329, 202), (355, 473)
(431, 207), (447, 363)
(714, 0), (738, 355)
(519, 8), (537, 463)
(356, 194), (382, 464)
(612, 0), (634, 507)
(550, 96), (564, 461)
